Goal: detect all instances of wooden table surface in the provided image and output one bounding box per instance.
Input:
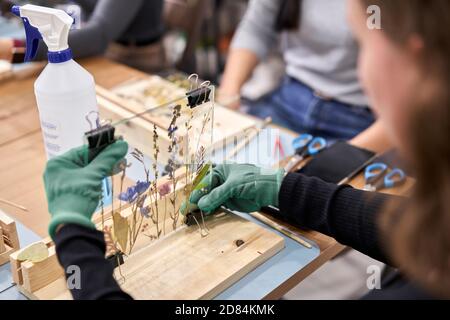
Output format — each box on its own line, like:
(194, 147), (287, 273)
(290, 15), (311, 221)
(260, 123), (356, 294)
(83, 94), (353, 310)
(0, 57), (414, 299)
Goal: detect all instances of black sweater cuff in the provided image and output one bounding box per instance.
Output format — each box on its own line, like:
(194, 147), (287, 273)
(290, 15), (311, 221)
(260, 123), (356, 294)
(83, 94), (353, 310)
(54, 224), (133, 300)
(278, 173), (394, 264)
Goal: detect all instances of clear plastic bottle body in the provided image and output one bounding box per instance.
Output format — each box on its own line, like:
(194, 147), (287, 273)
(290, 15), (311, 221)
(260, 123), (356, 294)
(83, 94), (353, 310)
(34, 59), (98, 158)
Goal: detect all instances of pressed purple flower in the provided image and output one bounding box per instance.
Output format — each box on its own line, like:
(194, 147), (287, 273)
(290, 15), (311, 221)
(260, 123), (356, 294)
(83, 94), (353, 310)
(135, 180), (150, 195)
(158, 183), (172, 197)
(118, 186), (138, 203)
(140, 206), (151, 218)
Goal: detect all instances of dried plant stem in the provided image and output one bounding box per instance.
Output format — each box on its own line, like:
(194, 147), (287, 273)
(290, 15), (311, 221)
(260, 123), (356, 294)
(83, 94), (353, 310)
(119, 168), (126, 213)
(131, 202), (137, 249)
(111, 176), (114, 216)
(168, 178), (178, 220)
(200, 209), (209, 232)
(129, 216), (144, 254)
(152, 124), (160, 237)
(163, 197), (167, 235)
(116, 254), (126, 283)
(152, 183), (160, 237)
(167, 105), (181, 230)
(100, 199), (105, 231)
(127, 198), (145, 254)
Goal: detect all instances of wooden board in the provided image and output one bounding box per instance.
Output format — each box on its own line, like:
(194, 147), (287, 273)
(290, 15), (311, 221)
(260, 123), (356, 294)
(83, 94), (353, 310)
(0, 210), (20, 265)
(15, 212), (284, 300)
(118, 212), (284, 300)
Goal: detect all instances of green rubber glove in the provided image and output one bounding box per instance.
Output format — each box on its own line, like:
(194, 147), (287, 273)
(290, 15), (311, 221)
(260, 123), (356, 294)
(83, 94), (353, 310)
(188, 163), (285, 214)
(44, 140), (128, 239)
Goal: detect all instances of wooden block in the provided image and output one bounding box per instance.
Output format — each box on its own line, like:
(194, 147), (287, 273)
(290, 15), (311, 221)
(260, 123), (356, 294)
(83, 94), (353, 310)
(10, 239), (61, 290)
(14, 238), (75, 300)
(18, 277), (72, 300)
(9, 250), (23, 285)
(0, 210), (20, 265)
(0, 210), (20, 250)
(21, 246), (65, 293)
(0, 244), (14, 265)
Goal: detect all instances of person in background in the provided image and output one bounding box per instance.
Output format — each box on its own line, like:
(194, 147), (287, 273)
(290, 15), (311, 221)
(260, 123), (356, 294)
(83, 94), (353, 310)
(42, 0), (449, 300)
(220, 0), (390, 153)
(0, 0), (165, 73)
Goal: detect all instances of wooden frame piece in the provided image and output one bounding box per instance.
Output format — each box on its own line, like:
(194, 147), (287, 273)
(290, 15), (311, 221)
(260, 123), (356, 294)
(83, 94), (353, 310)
(10, 238), (65, 298)
(0, 210), (20, 265)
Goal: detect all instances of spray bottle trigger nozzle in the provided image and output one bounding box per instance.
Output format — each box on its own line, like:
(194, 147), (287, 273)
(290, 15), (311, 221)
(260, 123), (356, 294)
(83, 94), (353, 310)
(11, 6), (43, 62)
(23, 20), (42, 62)
(11, 6), (20, 16)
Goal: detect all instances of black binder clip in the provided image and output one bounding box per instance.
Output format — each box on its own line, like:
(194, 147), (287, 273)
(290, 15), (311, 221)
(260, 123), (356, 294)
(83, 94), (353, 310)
(84, 111), (116, 162)
(85, 124), (116, 162)
(184, 210), (203, 226)
(106, 251), (125, 268)
(186, 86), (211, 108)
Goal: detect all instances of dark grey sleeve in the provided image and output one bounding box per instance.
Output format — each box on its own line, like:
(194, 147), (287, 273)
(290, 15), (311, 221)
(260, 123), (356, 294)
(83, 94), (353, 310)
(35, 0), (143, 60)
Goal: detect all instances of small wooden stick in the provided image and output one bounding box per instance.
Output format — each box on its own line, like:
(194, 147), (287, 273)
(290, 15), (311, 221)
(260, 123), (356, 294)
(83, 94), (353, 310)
(0, 198), (28, 212)
(226, 117), (272, 160)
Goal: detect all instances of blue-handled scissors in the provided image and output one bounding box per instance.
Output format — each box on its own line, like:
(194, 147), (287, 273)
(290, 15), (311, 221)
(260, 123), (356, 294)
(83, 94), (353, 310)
(284, 133), (327, 172)
(363, 162), (406, 191)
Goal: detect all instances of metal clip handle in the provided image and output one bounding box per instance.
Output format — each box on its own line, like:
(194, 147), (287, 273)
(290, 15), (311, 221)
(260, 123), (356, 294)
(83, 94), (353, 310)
(84, 124), (116, 163)
(186, 86), (211, 108)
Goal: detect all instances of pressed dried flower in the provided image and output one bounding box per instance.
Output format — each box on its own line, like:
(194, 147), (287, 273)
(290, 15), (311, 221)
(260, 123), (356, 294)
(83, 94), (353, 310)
(118, 186), (138, 203)
(158, 183), (172, 197)
(135, 180), (150, 195)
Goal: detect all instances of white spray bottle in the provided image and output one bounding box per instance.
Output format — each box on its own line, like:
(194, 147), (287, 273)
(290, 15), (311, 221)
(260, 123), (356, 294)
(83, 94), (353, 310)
(13, 4), (112, 205)
(12, 4), (98, 158)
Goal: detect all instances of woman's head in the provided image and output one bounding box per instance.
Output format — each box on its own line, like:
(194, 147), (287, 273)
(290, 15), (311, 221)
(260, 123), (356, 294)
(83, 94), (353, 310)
(348, 0), (450, 297)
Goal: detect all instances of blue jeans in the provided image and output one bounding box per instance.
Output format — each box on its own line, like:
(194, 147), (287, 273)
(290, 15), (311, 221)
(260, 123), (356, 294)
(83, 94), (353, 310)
(244, 77), (375, 140)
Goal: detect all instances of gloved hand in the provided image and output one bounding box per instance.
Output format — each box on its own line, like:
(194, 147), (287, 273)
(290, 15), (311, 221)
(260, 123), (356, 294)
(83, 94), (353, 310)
(187, 163), (285, 214)
(44, 140), (128, 239)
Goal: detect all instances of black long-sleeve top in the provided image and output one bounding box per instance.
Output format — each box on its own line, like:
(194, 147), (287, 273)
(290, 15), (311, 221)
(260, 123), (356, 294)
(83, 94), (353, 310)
(54, 173), (434, 300)
(54, 224), (132, 300)
(278, 173), (433, 299)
